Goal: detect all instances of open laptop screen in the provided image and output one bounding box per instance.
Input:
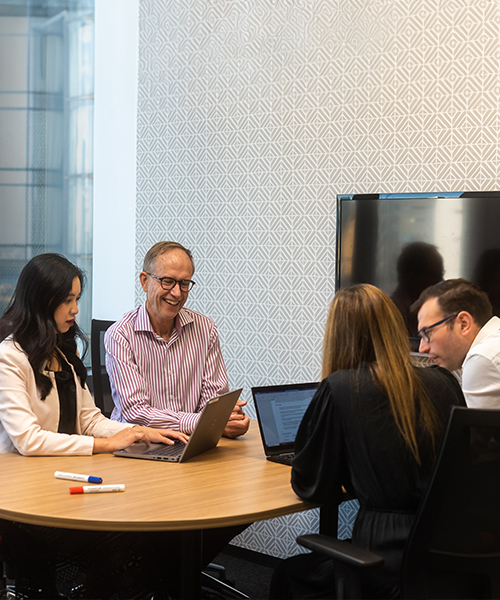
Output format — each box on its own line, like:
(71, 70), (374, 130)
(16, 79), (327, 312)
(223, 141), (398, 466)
(252, 382), (319, 455)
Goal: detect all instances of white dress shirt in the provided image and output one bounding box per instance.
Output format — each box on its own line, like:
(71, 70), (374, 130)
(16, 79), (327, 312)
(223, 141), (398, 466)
(461, 316), (500, 409)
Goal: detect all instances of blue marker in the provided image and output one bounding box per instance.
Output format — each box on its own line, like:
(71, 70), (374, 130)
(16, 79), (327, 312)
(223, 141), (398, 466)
(54, 471), (103, 484)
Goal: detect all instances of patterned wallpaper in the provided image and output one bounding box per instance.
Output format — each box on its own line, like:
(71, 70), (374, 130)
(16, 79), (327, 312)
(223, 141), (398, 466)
(135, 0), (500, 558)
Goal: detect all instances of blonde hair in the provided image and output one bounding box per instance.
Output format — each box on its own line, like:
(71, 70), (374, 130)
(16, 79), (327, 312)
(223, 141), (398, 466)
(322, 284), (439, 463)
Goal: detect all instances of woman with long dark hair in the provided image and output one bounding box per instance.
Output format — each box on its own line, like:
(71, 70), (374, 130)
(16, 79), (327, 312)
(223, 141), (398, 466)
(0, 254), (187, 598)
(271, 284), (466, 599)
(0, 253), (186, 455)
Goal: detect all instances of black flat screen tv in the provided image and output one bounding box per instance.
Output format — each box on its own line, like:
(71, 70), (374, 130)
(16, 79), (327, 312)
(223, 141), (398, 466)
(336, 192), (500, 350)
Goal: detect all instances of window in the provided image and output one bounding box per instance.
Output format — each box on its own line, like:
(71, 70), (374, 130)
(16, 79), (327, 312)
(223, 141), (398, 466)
(0, 0), (94, 351)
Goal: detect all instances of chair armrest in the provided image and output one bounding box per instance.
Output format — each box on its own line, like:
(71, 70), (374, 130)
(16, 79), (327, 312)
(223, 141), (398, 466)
(297, 534), (384, 570)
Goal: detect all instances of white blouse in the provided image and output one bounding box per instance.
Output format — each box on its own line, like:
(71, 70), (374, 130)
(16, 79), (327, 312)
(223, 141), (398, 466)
(0, 338), (130, 455)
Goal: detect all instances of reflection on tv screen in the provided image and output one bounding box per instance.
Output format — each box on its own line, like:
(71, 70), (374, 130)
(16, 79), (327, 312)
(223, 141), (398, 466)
(337, 192), (500, 349)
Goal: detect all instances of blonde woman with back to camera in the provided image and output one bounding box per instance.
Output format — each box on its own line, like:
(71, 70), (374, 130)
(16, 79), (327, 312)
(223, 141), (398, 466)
(270, 284), (466, 600)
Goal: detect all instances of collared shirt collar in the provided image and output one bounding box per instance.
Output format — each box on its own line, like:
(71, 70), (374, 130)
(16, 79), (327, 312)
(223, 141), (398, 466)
(134, 302), (194, 337)
(468, 316), (500, 352)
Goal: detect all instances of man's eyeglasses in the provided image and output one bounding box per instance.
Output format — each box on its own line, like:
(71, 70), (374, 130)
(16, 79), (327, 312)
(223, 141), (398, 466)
(417, 313), (459, 343)
(146, 273), (196, 292)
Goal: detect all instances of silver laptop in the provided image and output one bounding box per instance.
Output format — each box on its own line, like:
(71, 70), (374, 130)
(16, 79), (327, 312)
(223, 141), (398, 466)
(113, 389), (243, 462)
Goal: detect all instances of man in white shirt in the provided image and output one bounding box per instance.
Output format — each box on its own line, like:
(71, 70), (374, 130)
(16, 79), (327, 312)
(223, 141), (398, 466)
(414, 278), (500, 408)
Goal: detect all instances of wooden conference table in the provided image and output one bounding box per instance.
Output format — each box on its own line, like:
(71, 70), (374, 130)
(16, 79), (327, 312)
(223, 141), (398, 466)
(0, 421), (316, 598)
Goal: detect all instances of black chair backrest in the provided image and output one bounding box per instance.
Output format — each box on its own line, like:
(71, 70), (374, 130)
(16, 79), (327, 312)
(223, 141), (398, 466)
(90, 319), (115, 418)
(402, 406), (500, 599)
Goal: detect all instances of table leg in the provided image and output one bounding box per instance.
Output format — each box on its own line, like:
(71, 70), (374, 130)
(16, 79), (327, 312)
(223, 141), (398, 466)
(180, 530), (202, 599)
(319, 504), (339, 537)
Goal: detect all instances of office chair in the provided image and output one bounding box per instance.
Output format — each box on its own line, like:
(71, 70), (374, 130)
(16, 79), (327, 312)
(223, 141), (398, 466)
(0, 542), (4, 597)
(90, 319), (116, 417)
(0, 540), (7, 599)
(298, 406), (500, 599)
(89, 319), (248, 599)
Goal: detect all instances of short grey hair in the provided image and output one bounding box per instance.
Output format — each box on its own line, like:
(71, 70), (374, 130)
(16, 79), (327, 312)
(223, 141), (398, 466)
(142, 241), (195, 274)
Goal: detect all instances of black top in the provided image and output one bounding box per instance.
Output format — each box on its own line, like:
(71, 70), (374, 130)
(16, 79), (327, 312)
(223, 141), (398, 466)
(291, 365), (466, 596)
(54, 358), (77, 435)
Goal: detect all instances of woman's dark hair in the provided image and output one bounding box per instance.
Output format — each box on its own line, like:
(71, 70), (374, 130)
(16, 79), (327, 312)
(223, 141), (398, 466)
(0, 253), (88, 399)
(412, 278), (492, 327)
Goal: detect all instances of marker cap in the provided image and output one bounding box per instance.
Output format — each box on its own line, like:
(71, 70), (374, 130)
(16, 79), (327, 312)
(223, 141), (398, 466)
(88, 476), (102, 484)
(70, 486), (84, 495)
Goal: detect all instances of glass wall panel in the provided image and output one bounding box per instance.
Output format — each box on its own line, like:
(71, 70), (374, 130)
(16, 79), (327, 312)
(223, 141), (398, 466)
(0, 0), (94, 360)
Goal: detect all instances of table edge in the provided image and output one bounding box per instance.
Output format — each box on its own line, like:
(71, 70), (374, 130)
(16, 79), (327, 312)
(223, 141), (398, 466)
(0, 502), (318, 531)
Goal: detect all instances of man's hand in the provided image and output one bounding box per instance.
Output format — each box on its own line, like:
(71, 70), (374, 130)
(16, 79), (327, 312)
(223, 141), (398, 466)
(223, 399), (250, 438)
(140, 426), (189, 446)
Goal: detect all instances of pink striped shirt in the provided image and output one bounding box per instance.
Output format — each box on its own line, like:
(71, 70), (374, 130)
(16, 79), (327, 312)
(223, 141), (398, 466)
(105, 303), (229, 432)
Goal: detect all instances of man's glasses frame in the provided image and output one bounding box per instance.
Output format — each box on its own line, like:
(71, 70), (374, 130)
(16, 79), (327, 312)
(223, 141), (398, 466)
(146, 272), (196, 292)
(417, 313), (459, 343)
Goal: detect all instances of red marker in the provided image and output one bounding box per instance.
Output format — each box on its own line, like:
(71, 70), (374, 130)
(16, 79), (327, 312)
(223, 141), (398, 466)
(70, 484), (125, 494)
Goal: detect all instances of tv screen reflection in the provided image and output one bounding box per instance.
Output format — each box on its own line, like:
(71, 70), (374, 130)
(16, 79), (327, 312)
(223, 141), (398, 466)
(337, 192), (500, 350)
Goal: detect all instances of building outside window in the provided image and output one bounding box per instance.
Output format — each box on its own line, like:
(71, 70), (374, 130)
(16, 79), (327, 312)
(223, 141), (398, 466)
(0, 0), (94, 356)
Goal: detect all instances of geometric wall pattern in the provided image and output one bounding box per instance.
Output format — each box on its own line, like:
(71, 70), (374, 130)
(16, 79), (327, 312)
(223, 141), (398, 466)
(135, 0), (500, 557)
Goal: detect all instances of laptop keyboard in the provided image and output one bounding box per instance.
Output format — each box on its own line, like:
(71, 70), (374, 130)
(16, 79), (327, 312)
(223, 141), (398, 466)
(267, 453), (294, 466)
(145, 442), (184, 456)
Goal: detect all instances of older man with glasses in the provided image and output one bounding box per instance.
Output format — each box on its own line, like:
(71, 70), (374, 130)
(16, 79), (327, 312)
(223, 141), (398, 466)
(413, 278), (500, 408)
(105, 241), (249, 438)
